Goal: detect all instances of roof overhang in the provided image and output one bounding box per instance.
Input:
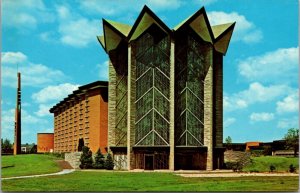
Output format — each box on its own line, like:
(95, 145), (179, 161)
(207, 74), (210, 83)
(97, 5), (235, 55)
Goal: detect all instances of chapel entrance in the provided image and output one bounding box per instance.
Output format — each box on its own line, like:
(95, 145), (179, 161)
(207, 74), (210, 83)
(144, 154), (154, 170)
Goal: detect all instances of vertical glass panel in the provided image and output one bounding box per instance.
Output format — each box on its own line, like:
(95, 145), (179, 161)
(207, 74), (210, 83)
(175, 27), (210, 146)
(134, 24), (170, 146)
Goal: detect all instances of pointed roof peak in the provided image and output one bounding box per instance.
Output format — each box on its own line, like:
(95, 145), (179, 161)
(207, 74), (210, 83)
(173, 6), (205, 31)
(127, 4), (171, 41)
(103, 19), (132, 37)
(211, 22), (235, 39)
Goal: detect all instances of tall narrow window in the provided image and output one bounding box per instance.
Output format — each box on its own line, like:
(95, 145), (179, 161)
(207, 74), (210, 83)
(134, 24), (170, 146)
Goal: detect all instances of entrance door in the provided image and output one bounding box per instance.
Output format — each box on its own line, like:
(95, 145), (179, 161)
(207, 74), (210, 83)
(144, 155), (154, 170)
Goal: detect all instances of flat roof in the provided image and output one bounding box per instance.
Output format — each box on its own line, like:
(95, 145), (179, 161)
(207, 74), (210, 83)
(49, 81), (108, 113)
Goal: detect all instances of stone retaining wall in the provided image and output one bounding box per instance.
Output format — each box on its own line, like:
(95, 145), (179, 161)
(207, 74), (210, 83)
(65, 152), (82, 169)
(224, 150), (247, 162)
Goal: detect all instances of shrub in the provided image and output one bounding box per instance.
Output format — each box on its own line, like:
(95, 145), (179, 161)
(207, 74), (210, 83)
(93, 148), (105, 169)
(78, 138), (84, 152)
(249, 169), (259, 173)
(289, 164), (296, 173)
(269, 165), (276, 172)
(79, 146), (93, 169)
(52, 152), (65, 159)
(104, 153), (114, 170)
(224, 162), (236, 169)
(250, 150), (264, 157)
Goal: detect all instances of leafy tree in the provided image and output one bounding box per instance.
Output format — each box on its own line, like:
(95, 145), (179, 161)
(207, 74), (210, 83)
(79, 146), (93, 169)
(93, 148), (105, 169)
(104, 153), (114, 170)
(2, 138), (13, 153)
(30, 145), (37, 154)
(283, 128), (299, 157)
(225, 136), (232, 150)
(78, 138), (84, 152)
(262, 145), (272, 156)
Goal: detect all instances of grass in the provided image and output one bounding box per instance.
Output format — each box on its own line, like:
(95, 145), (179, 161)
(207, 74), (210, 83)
(1, 154), (62, 178)
(243, 156), (299, 172)
(1, 171), (299, 192)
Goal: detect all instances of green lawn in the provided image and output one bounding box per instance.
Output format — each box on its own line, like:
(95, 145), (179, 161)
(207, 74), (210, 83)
(1, 154), (62, 178)
(1, 171), (299, 192)
(243, 156), (299, 172)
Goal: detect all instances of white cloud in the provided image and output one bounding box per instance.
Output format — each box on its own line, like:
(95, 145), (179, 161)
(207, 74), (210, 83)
(2, 52), (68, 88)
(145, 0), (183, 11)
(40, 5), (101, 48)
(39, 32), (58, 43)
(56, 5), (71, 20)
(1, 108), (48, 141)
(32, 83), (79, 103)
(58, 18), (100, 47)
(79, 0), (183, 16)
(224, 117), (236, 128)
(224, 82), (294, 112)
(2, 0), (54, 29)
(35, 104), (55, 117)
(22, 109), (47, 125)
(238, 47), (299, 84)
(96, 61), (109, 81)
(276, 91), (299, 114)
(250, 112), (274, 122)
(277, 116), (299, 129)
(207, 11), (262, 43)
(2, 52), (27, 64)
(193, 0), (218, 6)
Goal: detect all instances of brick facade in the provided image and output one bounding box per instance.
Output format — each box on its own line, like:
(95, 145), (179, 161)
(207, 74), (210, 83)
(37, 133), (54, 153)
(50, 81), (108, 154)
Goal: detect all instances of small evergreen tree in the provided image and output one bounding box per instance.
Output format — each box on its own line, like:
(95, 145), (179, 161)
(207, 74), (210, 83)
(104, 153), (114, 170)
(93, 148), (105, 169)
(30, 145), (37, 154)
(78, 138), (84, 152)
(79, 146), (93, 169)
(225, 136), (232, 150)
(269, 165), (276, 172)
(289, 164), (296, 173)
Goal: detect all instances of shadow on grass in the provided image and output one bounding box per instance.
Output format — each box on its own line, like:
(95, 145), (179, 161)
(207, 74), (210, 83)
(2, 165), (15, 169)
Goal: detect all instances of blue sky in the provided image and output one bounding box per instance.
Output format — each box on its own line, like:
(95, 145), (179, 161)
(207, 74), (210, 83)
(1, 0), (298, 144)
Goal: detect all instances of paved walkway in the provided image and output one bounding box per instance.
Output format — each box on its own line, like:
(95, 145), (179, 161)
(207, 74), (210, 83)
(1, 169), (75, 180)
(177, 172), (299, 178)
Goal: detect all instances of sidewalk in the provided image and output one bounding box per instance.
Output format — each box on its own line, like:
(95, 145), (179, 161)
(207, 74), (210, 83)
(1, 169), (75, 180)
(177, 172), (299, 178)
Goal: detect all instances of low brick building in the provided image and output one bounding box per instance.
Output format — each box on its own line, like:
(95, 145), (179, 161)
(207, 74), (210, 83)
(37, 133), (54, 153)
(50, 81), (108, 153)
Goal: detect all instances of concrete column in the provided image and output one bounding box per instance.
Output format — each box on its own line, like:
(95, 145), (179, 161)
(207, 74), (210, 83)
(169, 40), (175, 171)
(108, 60), (117, 149)
(214, 52), (223, 148)
(127, 44), (136, 170)
(204, 54), (213, 170)
(127, 45), (132, 170)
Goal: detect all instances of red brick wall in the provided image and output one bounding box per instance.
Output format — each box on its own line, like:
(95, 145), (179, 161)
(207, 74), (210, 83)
(37, 133), (54, 153)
